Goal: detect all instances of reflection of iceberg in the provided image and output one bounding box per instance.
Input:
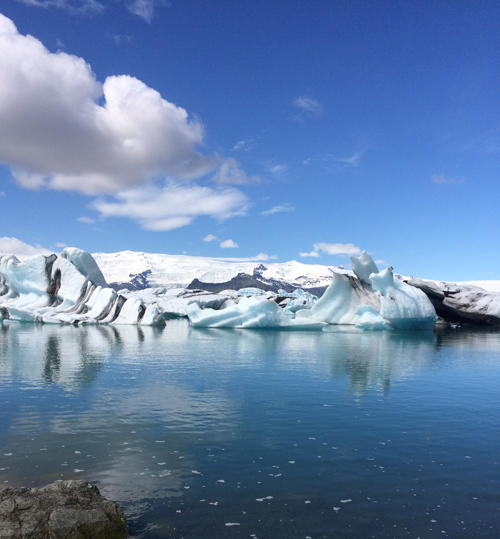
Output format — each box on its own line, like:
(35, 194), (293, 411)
(324, 329), (437, 395)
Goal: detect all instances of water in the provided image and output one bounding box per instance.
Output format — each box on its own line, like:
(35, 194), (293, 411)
(1, 320), (500, 538)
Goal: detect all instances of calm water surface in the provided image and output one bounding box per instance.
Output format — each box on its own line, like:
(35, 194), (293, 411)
(1, 320), (499, 538)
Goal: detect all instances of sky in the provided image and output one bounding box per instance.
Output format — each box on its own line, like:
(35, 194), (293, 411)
(0, 0), (498, 280)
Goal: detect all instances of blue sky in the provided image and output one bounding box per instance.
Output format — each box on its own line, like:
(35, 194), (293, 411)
(0, 0), (498, 280)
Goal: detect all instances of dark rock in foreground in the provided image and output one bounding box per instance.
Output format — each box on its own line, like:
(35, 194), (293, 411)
(0, 480), (127, 538)
(406, 278), (500, 326)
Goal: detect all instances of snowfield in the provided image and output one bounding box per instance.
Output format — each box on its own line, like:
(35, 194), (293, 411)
(92, 250), (337, 290)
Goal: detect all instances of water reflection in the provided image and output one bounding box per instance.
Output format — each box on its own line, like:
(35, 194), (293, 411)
(1, 320), (500, 394)
(1, 320), (500, 537)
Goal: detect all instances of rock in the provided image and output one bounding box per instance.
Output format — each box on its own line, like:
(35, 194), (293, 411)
(406, 278), (500, 326)
(0, 480), (127, 538)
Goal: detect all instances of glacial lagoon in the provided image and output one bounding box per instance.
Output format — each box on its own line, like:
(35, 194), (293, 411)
(1, 321), (499, 537)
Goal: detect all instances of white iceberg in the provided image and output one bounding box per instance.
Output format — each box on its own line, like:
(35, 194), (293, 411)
(0, 247), (437, 331)
(187, 296), (324, 330)
(296, 252), (436, 330)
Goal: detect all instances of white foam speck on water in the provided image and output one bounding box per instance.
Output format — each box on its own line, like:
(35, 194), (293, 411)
(304, 500), (311, 504)
(333, 507), (341, 512)
(155, 440), (166, 443)
(256, 496), (273, 502)
(4, 453), (12, 456)
(216, 479), (225, 483)
(340, 499), (352, 503)
(192, 470), (202, 474)
(74, 450), (81, 454)
(209, 501), (219, 506)
(225, 523), (240, 527)
(73, 469), (84, 473)
(288, 460), (295, 464)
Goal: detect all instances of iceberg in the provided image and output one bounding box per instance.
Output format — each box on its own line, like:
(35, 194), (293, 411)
(296, 252), (436, 330)
(370, 268), (436, 328)
(187, 296), (324, 330)
(0, 247), (437, 331)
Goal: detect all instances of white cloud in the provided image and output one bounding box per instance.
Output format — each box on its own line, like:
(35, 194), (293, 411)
(300, 242), (361, 258)
(232, 138), (255, 152)
(0, 14), (216, 195)
(293, 96), (322, 115)
(0, 236), (50, 257)
(333, 152), (362, 167)
(269, 163), (288, 175)
(431, 173), (464, 185)
(111, 34), (133, 45)
(14, 0), (104, 13)
(55, 242), (67, 248)
(299, 250), (320, 258)
(211, 157), (259, 185)
(93, 182), (249, 232)
(219, 253), (276, 262)
(261, 203), (295, 216)
(77, 216), (95, 224)
(128, 0), (156, 23)
(203, 234), (218, 242)
(219, 239), (239, 249)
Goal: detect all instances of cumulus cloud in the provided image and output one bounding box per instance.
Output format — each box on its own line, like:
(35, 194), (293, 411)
(300, 242), (361, 258)
(431, 174), (464, 185)
(261, 203), (294, 216)
(219, 239), (239, 249)
(93, 182), (249, 231)
(203, 234), (218, 242)
(293, 96), (322, 115)
(0, 236), (50, 257)
(0, 14), (216, 195)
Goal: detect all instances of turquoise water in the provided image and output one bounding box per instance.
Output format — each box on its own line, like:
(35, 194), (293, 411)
(1, 320), (500, 537)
